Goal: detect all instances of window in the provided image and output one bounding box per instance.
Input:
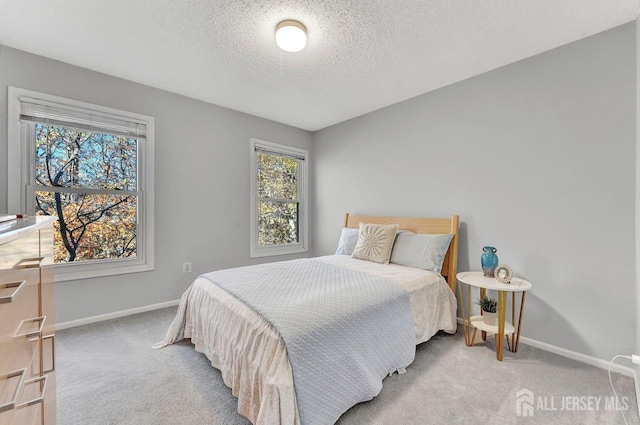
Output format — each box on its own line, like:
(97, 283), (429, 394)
(250, 138), (308, 257)
(8, 87), (154, 281)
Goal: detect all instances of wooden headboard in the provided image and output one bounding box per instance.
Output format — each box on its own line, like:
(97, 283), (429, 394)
(343, 213), (460, 293)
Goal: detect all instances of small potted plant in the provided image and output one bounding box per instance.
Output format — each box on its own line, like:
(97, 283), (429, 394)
(475, 296), (497, 326)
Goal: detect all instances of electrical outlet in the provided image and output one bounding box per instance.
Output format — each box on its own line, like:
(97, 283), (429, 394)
(182, 262), (192, 273)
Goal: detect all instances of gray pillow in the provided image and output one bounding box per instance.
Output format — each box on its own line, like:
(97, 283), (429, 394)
(335, 227), (359, 255)
(390, 231), (453, 273)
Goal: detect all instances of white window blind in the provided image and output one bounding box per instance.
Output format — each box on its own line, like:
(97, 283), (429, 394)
(19, 96), (147, 140)
(254, 146), (306, 161)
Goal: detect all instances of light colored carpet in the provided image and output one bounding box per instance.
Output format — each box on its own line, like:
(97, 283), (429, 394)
(57, 307), (639, 425)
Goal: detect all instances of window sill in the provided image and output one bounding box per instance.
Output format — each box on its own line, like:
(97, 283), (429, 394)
(250, 245), (308, 258)
(54, 261), (154, 282)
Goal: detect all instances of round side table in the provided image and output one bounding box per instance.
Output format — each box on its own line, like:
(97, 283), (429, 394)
(456, 271), (532, 361)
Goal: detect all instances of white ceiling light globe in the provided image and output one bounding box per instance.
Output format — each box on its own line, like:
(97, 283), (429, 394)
(276, 20), (307, 53)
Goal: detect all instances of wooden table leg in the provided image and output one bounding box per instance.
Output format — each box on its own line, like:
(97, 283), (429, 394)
(496, 290), (507, 361)
(514, 291), (526, 352)
(510, 292), (515, 352)
(456, 281), (466, 345)
(457, 281), (472, 346)
(466, 284), (472, 346)
(480, 288), (487, 341)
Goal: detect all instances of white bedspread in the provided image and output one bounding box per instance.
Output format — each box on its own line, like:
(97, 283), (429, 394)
(200, 259), (415, 425)
(317, 255), (457, 342)
(154, 255), (457, 425)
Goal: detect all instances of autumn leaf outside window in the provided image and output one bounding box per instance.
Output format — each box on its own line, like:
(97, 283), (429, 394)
(33, 125), (139, 263)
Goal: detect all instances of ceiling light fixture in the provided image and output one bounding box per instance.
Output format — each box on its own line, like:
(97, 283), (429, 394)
(275, 20), (307, 53)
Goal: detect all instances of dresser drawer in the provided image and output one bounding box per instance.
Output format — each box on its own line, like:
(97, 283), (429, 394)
(0, 338), (40, 385)
(38, 227), (54, 269)
(8, 341), (46, 425)
(0, 336), (41, 425)
(0, 269), (40, 346)
(0, 232), (40, 272)
(39, 268), (54, 345)
(0, 369), (24, 425)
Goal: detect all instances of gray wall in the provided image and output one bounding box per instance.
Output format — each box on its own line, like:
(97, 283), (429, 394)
(312, 23), (636, 361)
(0, 46), (313, 323)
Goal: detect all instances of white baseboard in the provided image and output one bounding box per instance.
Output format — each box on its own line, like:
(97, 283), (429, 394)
(455, 318), (634, 377)
(56, 299), (180, 331)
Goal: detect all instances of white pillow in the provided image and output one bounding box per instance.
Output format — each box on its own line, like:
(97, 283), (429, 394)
(390, 231), (454, 273)
(351, 223), (399, 264)
(335, 227), (360, 255)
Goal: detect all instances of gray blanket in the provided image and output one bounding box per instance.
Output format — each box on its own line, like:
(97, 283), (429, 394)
(200, 258), (415, 425)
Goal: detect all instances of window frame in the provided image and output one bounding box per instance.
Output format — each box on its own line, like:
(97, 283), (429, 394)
(7, 87), (155, 281)
(250, 138), (308, 258)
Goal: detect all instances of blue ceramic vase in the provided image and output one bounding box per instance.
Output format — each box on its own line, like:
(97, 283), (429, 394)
(481, 246), (498, 277)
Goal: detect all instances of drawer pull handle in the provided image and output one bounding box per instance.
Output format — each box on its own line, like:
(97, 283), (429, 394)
(15, 257), (44, 269)
(0, 368), (27, 413)
(0, 280), (26, 304)
(14, 316), (46, 339)
(43, 334), (55, 373)
(15, 375), (48, 409)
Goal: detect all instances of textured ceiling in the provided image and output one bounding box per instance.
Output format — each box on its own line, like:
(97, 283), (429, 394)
(0, 1), (638, 131)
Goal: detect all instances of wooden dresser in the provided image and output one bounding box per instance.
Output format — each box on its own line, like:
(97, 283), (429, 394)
(0, 217), (56, 425)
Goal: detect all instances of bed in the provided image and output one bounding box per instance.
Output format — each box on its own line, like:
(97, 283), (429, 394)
(154, 213), (459, 425)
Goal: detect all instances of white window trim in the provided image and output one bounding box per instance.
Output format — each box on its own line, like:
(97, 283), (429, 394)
(7, 87), (155, 281)
(250, 138), (308, 258)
